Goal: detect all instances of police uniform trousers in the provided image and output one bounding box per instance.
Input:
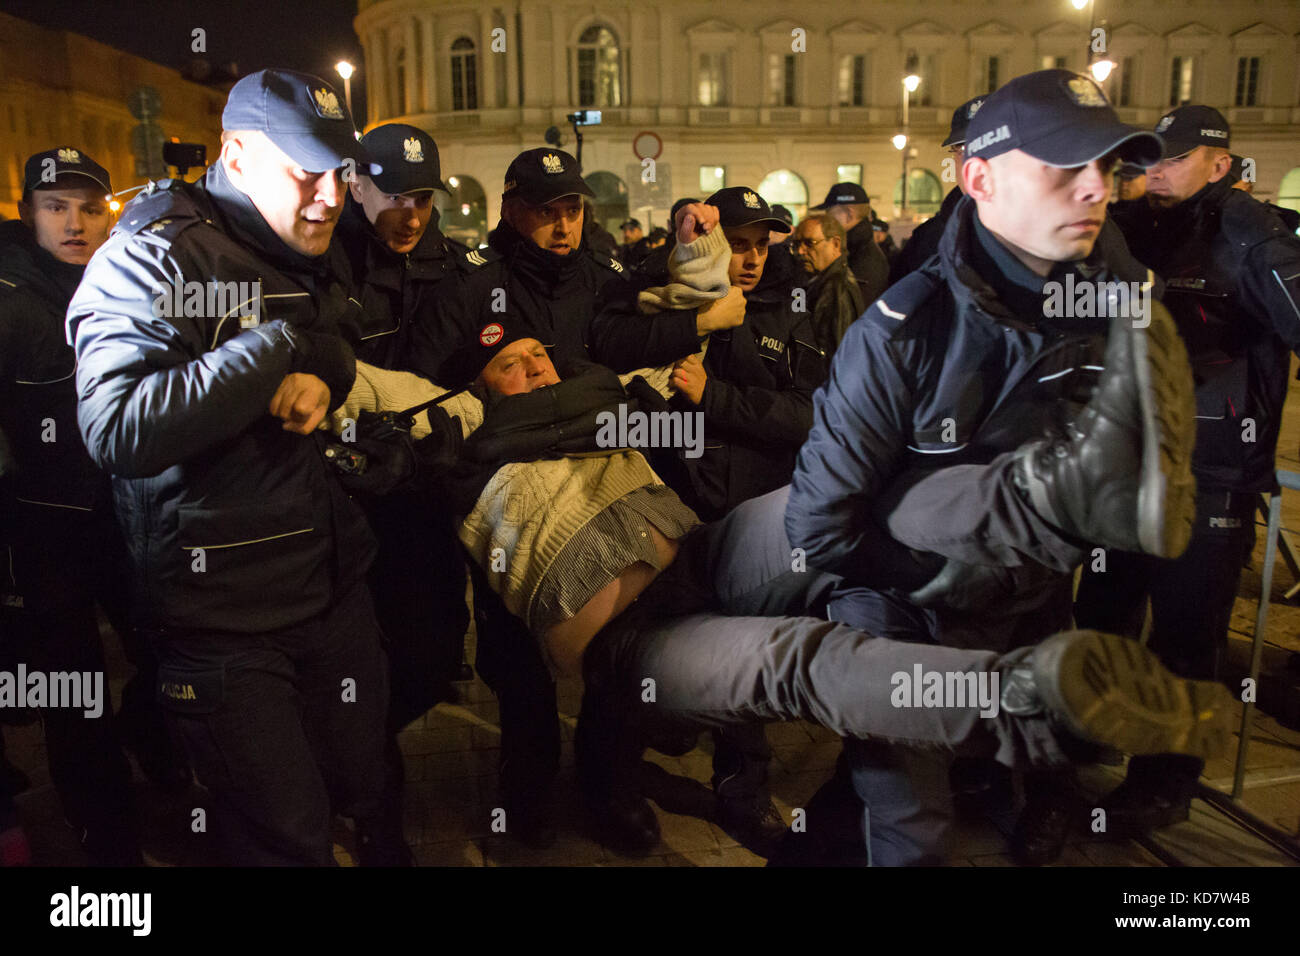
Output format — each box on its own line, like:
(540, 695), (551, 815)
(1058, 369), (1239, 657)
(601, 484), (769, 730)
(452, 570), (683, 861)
(149, 578), (390, 865)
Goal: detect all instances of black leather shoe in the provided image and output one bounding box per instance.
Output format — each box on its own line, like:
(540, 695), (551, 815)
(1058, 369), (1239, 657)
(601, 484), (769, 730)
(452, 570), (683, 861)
(1010, 788), (1076, 866)
(716, 793), (788, 857)
(591, 792), (660, 857)
(1015, 303), (1196, 558)
(1000, 630), (1234, 764)
(1099, 777), (1192, 836)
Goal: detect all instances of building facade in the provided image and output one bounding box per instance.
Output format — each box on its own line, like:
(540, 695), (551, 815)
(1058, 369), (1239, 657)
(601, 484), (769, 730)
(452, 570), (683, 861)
(0, 12), (225, 220)
(354, 0), (1300, 244)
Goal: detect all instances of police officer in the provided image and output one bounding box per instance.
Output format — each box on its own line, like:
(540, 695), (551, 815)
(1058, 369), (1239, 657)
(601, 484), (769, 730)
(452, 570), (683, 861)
(0, 147), (145, 864)
(617, 216), (650, 269)
(1075, 105), (1300, 835)
(810, 181), (889, 306)
(784, 70), (1180, 866)
(413, 148), (743, 851)
(336, 123), (484, 732)
(664, 187), (827, 521)
(68, 70), (406, 865)
(889, 95), (986, 284)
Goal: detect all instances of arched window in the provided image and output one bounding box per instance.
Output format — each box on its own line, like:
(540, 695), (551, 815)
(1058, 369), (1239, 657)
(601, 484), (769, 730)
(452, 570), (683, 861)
(893, 168), (944, 217)
(757, 169), (809, 224)
(451, 36), (478, 111)
(584, 171), (629, 235)
(1278, 168), (1300, 227)
(576, 25), (621, 107)
(394, 46), (407, 115)
(437, 174), (488, 248)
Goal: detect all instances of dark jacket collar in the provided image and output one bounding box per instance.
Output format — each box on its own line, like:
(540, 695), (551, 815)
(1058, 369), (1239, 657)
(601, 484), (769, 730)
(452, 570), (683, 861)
(938, 195), (1146, 335)
(488, 219), (585, 292)
(0, 219), (86, 308)
(808, 252), (851, 295)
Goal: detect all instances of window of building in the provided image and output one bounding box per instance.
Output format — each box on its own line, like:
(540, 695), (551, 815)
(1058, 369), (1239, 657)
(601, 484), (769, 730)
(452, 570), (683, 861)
(436, 174), (488, 247)
(451, 37), (478, 111)
(836, 164), (863, 185)
(584, 170), (629, 235)
(577, 24), (621, 108)
(1278, 168), (1300, 223)
(837, 54), (866, 107)
(1169, 56), (1194, 106)
(906, 53), (937, 107)
(394, 46), (408, 115)
(699, 165), (726, 194)
(698, 52), (729, 106)
(757, 169), (809, 224)
(1235, 56), (1261, 107)
(982, 55), (1000, 94)
(1041, 55), (1068, 71)
(894, 168), (944, 217)
(767, 53), (796, 106)
(1115, 56), (1134, 107)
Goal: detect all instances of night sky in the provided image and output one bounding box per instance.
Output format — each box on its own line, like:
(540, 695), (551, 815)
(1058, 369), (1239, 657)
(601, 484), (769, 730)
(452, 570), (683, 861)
(3, 0), (371, 122)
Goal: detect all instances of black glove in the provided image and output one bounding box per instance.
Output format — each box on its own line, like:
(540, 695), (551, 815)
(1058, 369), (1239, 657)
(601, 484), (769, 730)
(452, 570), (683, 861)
(908, 557), (1061, 617)
(281, 324), (357, 413)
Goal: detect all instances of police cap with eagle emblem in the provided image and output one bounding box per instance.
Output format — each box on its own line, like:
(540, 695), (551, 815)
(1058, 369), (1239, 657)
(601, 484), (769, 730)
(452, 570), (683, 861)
(358, 123), (449, 195)
(941, 95), (987, 149)
(1151, 105), (1231, 159)
(706, 186), (792, 233)
(502, 147), (594, 205)
(222, 69), (378, 175)
(964, 69), (1163, 168)
(22, 147), (112, 201)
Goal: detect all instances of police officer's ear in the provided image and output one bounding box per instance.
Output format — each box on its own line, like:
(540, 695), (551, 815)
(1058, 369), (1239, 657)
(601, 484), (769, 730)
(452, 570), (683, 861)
(348, 174), (371, 205)
(220, 130), (261, 192)
(1206, 148), (1234, 185)
(963, 156), (995, 203)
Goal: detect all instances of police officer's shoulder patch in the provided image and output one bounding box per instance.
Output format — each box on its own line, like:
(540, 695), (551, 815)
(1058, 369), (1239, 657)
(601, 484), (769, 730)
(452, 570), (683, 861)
(119, 180), (209, 241)
(607, 256), (624, 274)
(862, 271), (941, 337)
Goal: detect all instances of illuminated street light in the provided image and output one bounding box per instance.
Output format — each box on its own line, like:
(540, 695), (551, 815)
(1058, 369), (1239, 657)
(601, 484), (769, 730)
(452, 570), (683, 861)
(1071, 0), (1088, 9)
(903, 74), (921, 93)
(1090, 58), (1116, 83)
(892, 134), (908, 150)
(336, 60), (355, 116)
(448, 176), (460, 188)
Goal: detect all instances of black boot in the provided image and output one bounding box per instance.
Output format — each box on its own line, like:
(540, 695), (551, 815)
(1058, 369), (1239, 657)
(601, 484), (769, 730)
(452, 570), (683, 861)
(1014, 304), (1196, 559)
(1100, 753), (1201, 836)
(1010, 769), (1078, 866)
(999, 630), (1233, 765)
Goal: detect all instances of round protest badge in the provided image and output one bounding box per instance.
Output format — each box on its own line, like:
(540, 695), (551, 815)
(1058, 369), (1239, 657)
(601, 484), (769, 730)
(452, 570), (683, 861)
(479, 323), (504, 347)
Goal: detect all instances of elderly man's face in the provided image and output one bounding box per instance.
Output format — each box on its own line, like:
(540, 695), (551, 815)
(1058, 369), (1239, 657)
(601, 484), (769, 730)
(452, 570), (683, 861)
(791, 220), (841, 275)
(19, 184), (111, 265)
(1145, 146), (1232, 209)
(511, 196), (584, 255)
(349, 176), (435, 254)
(222, 131), (345, 257)
(479, 338), (561, 396)
(965, 148), (1118, 276)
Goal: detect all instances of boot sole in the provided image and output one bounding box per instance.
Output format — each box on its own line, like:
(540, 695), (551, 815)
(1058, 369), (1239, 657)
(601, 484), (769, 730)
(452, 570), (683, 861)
(1031, 630), (1233, 761)
(1126, 299), (1197, 558)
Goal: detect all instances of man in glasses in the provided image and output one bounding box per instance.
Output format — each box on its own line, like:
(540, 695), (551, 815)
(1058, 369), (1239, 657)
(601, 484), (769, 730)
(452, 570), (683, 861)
(789, 212), (865, 359)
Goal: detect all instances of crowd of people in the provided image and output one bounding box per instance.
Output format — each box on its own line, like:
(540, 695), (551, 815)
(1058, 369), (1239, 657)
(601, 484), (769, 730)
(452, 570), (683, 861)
(2, 62), (1298, 867)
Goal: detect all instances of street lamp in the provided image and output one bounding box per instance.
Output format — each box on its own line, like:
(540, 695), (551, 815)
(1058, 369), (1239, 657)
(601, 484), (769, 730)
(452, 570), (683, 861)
(336, 60), (355, 117)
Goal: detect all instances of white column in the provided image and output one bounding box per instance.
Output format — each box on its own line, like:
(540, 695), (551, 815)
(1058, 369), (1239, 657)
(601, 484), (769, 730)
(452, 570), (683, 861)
(505, 2), (520, 107)
(404, 16), (419, 117)
(480, 8), (498, 109)
(368, 29), (387, 122)
(421, 15), (437, 114)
